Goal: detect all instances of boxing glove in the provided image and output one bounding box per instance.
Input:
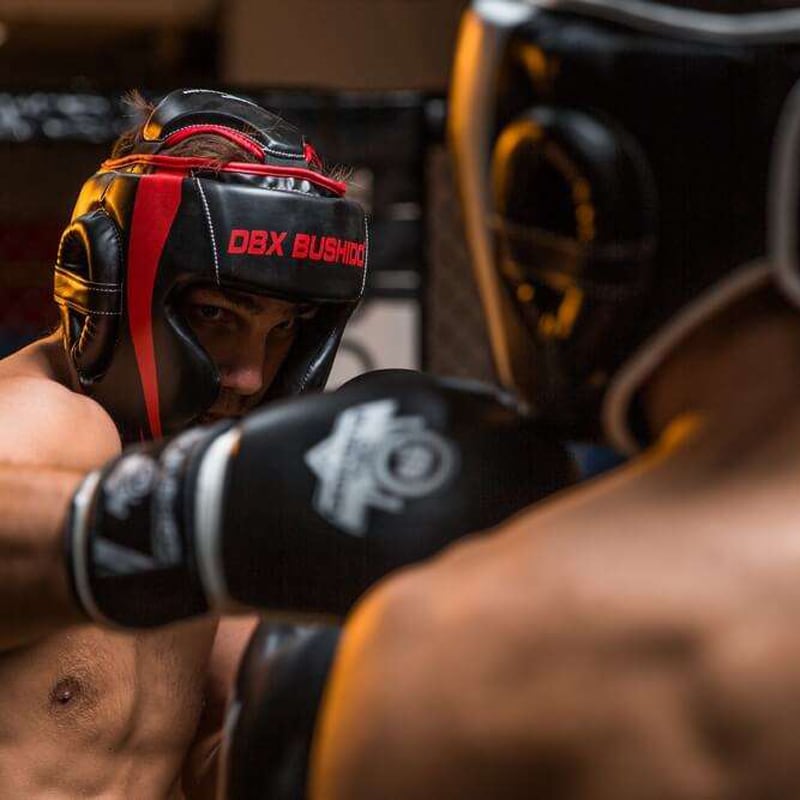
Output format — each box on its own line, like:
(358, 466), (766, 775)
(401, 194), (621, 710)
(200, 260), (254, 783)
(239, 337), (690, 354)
(220, 623), (340, 800)
(66, 370), (575, 627)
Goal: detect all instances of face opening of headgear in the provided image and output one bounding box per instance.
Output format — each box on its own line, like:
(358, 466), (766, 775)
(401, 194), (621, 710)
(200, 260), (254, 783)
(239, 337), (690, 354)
(54, 89), (369, 442)
(450, 0), (800, 453)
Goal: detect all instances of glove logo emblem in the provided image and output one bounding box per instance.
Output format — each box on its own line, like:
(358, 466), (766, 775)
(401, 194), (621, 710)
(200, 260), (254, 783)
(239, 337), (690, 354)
(305, 399), (458, 536)
(104, 453), (159, 520)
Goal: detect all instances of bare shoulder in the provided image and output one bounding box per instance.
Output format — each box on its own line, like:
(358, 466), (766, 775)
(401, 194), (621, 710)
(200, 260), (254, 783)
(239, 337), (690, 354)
(0, 374), (121, 469)
(349, 467), (675, 667)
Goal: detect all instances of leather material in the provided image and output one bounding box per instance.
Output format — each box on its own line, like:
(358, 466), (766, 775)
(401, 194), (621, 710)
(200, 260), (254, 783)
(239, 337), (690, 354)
(223, 625), (340, 800)
(492, 105), (657, 432)
(67, 370), (576, 627)
(219, 370), (576, 616)
(141, 89), (307, 164)
(197, 178), (367, 299)
(56, 208), (124, 381)
(54, 89), (367, 442)
(266, 304), (353, 397)
(65, 423), (227, 626)
(454, 4), (800, 441)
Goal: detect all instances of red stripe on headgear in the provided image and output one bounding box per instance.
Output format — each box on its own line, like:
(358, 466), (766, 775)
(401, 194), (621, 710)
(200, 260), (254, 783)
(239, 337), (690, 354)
(127, 172), (185, 440)
(102, 154), (347, 196)
(303, 142), (323, 170)
(161, 124), (266, 161)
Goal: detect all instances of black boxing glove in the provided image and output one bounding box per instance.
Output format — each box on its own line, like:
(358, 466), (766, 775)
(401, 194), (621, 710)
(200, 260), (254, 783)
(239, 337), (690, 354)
(220, 623), (340, 800)
(66, 370), (576, 627)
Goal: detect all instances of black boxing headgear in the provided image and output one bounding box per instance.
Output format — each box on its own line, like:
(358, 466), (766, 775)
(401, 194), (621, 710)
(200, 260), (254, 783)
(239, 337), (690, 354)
(55, 89), (368, 441)
(450, 1), (800, 451)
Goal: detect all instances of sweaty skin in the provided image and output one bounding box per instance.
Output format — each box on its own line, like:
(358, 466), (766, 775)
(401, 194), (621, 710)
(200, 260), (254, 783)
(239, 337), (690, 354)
(312, 287), (800, 799)
(0, 288), (306, 799)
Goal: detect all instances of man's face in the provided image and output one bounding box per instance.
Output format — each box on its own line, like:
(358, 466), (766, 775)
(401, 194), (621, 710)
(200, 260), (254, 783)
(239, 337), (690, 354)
(177, 284), (317, 422)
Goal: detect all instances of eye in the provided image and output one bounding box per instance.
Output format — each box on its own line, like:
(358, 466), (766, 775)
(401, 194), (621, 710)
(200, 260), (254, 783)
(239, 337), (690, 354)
(272, 306), (316, 337)
(187, 302), (236, 326)
(183, 298), (236, 330)
(273, 316), (298, 333)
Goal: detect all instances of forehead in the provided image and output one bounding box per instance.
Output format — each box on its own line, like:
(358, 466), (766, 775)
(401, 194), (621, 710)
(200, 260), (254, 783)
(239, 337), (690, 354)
(183, 284), (307, 316)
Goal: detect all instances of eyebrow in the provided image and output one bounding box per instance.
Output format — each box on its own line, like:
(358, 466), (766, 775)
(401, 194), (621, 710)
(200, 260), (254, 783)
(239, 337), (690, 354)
(219, 289), (265, 315)
(209, 288), (317, 318)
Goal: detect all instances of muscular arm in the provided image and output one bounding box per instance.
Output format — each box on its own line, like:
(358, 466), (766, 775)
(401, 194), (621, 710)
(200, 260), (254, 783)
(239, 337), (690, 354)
(0, 463), (87, 648)
(0, 376), (120, 649)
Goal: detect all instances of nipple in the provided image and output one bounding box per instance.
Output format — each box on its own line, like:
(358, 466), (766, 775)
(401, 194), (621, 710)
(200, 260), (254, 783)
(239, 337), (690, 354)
(49, 676), (83, 708)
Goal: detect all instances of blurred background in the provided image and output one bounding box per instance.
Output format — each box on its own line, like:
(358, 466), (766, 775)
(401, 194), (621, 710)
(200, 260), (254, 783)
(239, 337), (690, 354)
(0, 0), (496, 388)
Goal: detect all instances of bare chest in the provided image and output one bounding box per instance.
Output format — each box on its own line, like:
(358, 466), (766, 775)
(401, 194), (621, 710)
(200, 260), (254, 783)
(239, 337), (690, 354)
(0, 620), (217, 751)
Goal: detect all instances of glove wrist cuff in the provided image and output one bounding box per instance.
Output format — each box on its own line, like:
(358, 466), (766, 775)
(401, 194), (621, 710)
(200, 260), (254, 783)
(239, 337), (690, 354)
(65, 469), (108, 623)
(193, 425), (242, 613)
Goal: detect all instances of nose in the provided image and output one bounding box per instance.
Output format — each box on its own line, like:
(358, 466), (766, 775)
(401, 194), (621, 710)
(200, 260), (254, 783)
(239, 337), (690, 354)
(221, 362), (265, 397)
(219, 330), (268, 397)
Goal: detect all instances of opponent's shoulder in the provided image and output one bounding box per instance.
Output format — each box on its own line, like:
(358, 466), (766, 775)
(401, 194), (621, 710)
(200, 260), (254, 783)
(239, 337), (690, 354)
(340, 469), (659, 714)
(314, 495), (612, 799)
(333, 481), (621, 703)
(0, 374), (121, 469)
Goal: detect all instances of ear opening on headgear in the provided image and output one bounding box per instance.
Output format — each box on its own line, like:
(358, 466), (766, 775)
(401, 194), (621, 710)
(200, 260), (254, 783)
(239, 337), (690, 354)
(492, 107), (657, 289)
(57, 229), (90, 353)
(54, 211), (123, 383)
(488, 105), (657, 434)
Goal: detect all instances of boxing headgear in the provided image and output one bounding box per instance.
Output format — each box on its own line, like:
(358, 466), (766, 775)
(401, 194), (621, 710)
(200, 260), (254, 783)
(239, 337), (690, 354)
(450, 1), (800, 451)
(55, 89), (368, 441)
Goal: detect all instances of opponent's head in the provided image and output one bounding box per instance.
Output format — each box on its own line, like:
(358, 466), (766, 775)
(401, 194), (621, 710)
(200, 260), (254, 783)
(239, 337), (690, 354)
(449, 0), (800, 451)
(55, 89), (368, 441)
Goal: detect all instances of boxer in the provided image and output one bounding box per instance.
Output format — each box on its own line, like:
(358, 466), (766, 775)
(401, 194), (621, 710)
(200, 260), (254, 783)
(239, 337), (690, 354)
(305, 3), (800, 798)
(0, 88), (366, 799)
(0, 86), (576, 799)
